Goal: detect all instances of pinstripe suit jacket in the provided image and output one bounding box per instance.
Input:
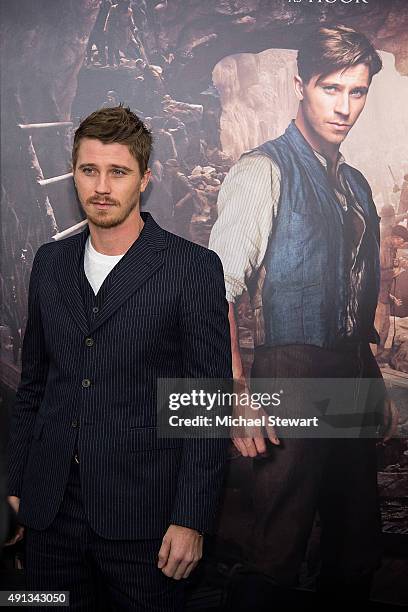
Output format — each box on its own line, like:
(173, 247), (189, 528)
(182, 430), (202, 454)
(8, 212), (232, 539)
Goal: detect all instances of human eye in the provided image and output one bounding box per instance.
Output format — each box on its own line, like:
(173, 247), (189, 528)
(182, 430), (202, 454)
(112, 168), (126, 176)
(350, 88), (367, 98)
(322, 85), (337, 94)
(82, 166), (96, 175)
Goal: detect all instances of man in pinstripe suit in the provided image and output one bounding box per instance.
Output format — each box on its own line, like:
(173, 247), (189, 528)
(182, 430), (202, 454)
(7, 106), (232, 610)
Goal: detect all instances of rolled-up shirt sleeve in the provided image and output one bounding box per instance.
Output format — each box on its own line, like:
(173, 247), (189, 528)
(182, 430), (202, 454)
(208, 154), (280, 302)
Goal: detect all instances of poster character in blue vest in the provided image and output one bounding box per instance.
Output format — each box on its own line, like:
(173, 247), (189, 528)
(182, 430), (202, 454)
(210, 25), (396, 607)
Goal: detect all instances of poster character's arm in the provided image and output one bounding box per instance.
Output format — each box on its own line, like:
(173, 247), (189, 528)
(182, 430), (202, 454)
(209, 154), (280, 456)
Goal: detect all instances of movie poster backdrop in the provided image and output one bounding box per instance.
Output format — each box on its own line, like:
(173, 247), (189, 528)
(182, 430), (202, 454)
(1, 0), (408, 601)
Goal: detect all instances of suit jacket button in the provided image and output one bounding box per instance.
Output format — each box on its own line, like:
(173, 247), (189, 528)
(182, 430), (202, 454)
(85, 337), (94, 347)
(92, 306), (99, 314)
(71, 420), (78, 428)
(82, 378), (91, 388)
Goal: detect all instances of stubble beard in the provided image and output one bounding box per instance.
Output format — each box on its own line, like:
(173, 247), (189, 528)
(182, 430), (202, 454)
(85, 197), (138, 229)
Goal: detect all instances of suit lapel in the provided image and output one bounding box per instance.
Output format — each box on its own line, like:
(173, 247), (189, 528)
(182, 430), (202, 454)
(90, 212), (167, 333)
(55, 228), (90, 336)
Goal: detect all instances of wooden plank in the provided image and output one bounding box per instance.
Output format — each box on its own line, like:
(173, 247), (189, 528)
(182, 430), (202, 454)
(18, 121), (73, 130)
(53, 219), (88, 241)
(38, 173), (73, 186)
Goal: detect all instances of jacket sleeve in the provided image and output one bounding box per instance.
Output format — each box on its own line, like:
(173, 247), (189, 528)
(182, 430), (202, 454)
(7, 245), (50, 497)
(170, 247), (232, 533)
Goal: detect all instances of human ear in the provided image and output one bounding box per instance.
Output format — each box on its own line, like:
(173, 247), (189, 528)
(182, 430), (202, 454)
(294, 75), (304, 101)
(140, 169), (152, 192)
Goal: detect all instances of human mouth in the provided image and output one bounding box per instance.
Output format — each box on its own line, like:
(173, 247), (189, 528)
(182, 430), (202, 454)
(91, 201), (116, 209)
(329, 122), (350, 132)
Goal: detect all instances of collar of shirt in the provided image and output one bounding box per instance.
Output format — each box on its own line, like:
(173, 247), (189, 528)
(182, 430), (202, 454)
(313, 149), (346, 177)
(312, 149), (352, 212)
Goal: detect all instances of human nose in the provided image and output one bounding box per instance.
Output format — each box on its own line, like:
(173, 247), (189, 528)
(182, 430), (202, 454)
(95, 172), (111, 194)
(334, 92), (350, 117)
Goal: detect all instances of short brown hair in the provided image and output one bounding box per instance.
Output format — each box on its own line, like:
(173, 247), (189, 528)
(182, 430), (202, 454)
(72, 105), (152, 174)
(297, 25), (382, 84)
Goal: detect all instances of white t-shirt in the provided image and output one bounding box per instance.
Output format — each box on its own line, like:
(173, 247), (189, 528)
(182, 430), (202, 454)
(84, 236), (125, 295)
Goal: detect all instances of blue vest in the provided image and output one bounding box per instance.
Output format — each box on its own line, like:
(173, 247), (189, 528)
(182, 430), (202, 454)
(250, 121), (380, 349)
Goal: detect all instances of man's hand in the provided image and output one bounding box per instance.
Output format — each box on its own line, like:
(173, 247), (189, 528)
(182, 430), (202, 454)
(228, 302), (279, 457)
(157, 524), (203, 580)
(4, 496), (25, 547)
(231, 381), (280, 457)
(377, 397), (399, 445)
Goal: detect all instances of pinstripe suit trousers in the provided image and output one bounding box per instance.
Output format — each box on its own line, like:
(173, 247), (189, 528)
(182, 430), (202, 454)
(24, 458), (185, 611)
